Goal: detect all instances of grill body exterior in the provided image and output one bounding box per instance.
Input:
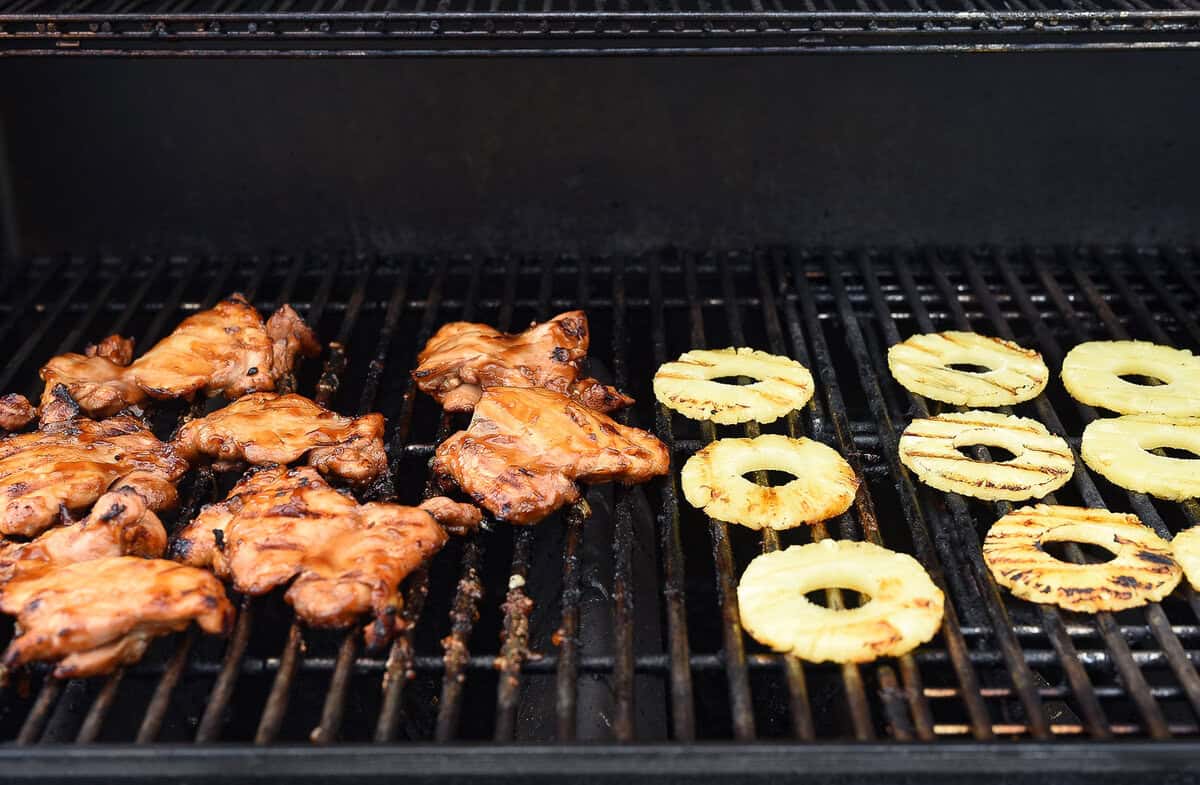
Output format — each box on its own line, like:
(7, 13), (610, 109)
(0, 252), (1195, 780)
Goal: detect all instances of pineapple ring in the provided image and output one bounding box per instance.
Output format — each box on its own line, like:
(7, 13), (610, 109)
(899, 410), (1074, 501)
(681, 435), (859, 530)
(887, 331), (1049, 407)
(1081, 415), (1200, 501)
(653, 348), (814, 425)
(983, 505), (1181, 613)
(737, 539), (944, 664)
(1061, 341), (1200, 416)
(1171, 527), (1200, 591)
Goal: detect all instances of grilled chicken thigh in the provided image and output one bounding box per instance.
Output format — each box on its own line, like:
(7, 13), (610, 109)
(0, 488), (167, 585)
(0, 394), (35, 431)
(1, 556), (233, 678)
(172, 393), (387, 486)
(432, 387), (670, 524)
(172, 466), (480, 646)
(38, 295), (320, 418)
(0, 388), (187, 537)
(413, 310), (633, 412)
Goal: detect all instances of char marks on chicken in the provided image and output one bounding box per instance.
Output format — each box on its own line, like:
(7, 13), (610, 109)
(38, 294), (320, 419)
(1, 556), (233, 679)
(172, 392), (387, 486)
(172, 466), (480, 646)
(0, 487), (167, 585)
(0, 394), (36, 432)
(0, 387), (187, 537)
(413, 310), (633, 413)
(432, 387), (669, 524)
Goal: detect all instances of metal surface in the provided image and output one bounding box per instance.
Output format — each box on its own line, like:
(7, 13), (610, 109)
(0, 250), (1197, 778)
(3, 0), (1200, 54)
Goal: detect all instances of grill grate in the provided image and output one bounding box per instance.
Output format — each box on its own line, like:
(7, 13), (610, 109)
(3, 0), (1200, 55)
(0, 249), (1198, 771)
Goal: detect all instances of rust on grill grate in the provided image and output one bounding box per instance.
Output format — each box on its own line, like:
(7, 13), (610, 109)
(0, 248), (1197, 753)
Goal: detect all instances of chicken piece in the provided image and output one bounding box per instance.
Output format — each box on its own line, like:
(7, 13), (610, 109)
(1, 556), (232, 678)
(37, 294), (320, 418)
(413, 310), (633, 413)
(40, 337), (143, 419)
(172, 393), (386, 486)
(0, 387), (187, 537)
(172, 466), (480, 646)
(432, 387), (670, 524)
(0, 488), (167, 585)
(0, 394), (35, 431)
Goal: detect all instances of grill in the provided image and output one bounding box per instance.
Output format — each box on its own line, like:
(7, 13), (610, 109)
(3, 0), (1200, 56)
(0, 248), (1198, 779)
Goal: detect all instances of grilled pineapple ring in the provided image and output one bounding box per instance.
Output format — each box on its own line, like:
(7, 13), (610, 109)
(737, 539), (944, 663)
(681, 435), (859, 530)
(1061, 340), (1200, 416)
(653, 348), (814, 425)
(983, 505), (1181, 613)
(1171, 527), (1200, 591)
(1081, 415), (1200, 501)
(899, 411), (1074, 501)
(887, 331), (1049, 406)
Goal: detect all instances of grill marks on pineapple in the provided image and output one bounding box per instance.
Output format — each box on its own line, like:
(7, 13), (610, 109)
(887, 330), (1049, 406)
(983, 505), (1182, 613)
(899, 411), (1074, 501)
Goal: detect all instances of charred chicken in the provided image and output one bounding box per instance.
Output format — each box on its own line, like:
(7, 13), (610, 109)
(0, 388), (187, 537)
(432, 387), (670, 524)
(413, 310), (633, 412)
(38, 294), (320, 418)
(172, 392), (387, 486)
(172, 466), (480, 646)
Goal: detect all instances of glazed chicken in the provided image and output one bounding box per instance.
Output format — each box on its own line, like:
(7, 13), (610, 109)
(0, 488), (167, 585)
(0, 387), (187, 537)
(38, 294), (320, 418)
(1, 556), (233, 678)
(172, 466), (481, 646)
(413, 310), (633, 413)
(172, 393), (387, 486)
(432, 387), (670, 524)
(0, 394), (35, 431)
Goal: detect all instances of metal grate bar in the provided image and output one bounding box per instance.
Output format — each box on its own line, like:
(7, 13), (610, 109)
(679, 254), (755, 741)
(646, 256), (697, 742)
(608, 257), (637, 742)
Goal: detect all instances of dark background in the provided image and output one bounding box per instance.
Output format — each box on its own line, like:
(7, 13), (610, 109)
(1, 52), (1197, 259)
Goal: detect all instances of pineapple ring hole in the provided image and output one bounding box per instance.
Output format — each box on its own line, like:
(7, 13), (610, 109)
(741, 469), (799, 486)
(954, 444), (1018, 463)
(1118, 373), (1167, 387)
(950, 430), (1027, 464)
(947, 363), (993, 374)
(1041, 540), (1118, 565)
(710, 376), (750, 385)
(1038, 523), (1122, 565)
(803, 588), (869, 609)
(1142, 443), (1200, 461)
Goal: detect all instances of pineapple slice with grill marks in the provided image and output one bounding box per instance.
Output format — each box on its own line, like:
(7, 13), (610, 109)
(653, 348), (813, 425)
(887, 331), (1049, 407)
(899, 410), (1074, 501)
